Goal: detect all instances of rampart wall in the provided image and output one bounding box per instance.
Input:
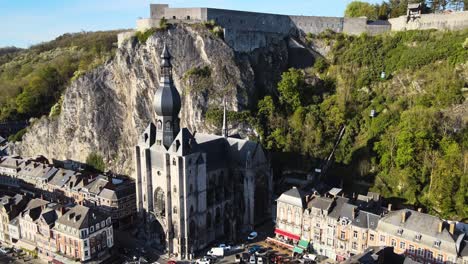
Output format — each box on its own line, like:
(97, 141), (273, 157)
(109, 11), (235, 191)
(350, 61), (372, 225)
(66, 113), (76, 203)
(124, 4), (468, 51)
(389, 11), (468, 31)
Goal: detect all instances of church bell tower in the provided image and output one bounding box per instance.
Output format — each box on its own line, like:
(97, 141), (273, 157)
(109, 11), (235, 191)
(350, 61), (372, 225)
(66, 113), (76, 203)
(153, 45), (181, 149)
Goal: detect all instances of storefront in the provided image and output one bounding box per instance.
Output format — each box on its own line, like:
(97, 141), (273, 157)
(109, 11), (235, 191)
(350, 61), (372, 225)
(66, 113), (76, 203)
(274, 228), (300, 242)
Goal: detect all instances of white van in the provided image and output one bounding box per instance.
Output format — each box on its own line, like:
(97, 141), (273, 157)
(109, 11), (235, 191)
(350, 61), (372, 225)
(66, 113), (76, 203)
(207, 247), (224, 257)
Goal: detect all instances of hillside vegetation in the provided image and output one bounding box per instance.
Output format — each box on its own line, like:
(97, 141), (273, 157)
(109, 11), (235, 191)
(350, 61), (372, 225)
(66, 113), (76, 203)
(0, 31), (119, 123)
(255, 29), (468, 220)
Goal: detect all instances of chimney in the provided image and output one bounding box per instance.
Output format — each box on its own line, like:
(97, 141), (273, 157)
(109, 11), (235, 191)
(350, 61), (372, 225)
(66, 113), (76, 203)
(449, 222), (455, 235)
(438, 222), (443, 233)
(401, 211), (407, 223)
(305, 195), (310, 203)
(417, 208), (422, 213)
(387, 204), (392, 212)
(352, 207), (357, 219)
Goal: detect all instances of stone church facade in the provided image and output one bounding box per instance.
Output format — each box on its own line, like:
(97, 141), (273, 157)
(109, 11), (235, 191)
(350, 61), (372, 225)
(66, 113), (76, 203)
(134, 45), (272, 259)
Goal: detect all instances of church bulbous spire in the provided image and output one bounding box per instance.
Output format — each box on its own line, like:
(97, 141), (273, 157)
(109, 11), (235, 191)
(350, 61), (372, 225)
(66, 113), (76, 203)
(153, 44), (181, 117)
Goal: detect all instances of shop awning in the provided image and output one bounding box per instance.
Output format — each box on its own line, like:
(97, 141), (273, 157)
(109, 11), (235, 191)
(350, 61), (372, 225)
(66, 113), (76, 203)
(293, 246), (304, 254)
(298, 239), (309, 249)
(274, 228), (300, 241)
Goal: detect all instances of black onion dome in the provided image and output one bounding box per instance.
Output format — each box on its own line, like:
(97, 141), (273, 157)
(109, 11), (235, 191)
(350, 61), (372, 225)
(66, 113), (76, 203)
(154, 45), (181, 117)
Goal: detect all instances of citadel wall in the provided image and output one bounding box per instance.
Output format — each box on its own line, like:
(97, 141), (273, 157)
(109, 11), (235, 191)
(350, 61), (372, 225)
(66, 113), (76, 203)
(389, 11), (468, 31)
(125, 4), (468, 51)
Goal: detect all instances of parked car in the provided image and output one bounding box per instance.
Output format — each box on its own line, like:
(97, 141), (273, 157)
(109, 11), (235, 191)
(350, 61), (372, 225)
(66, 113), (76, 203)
(235, 254), (241, 263)
(167, 261), (177, 264)
(248, 245), (262, 254)
(219, 244), (232, 251)
(249, 255), (256, 264)
(257, 257), (264, 264)
(303, 254), (317, 261)
(0, 247), (11, 254)
(247, 231), (258, 240)
(207, 247), (224, 257)
(255, 248), (268, 256)
(196, 258), (211, 264)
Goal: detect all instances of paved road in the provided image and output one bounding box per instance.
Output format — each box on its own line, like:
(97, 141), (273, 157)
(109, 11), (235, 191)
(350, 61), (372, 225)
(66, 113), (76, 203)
(0, 253), (44, 264)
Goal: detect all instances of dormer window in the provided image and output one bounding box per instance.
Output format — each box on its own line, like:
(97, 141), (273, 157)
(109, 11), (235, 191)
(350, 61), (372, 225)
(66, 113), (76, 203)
(397, 229), (403, 235)
(415, 234), (422, 241)
(434, 241), (441, 248)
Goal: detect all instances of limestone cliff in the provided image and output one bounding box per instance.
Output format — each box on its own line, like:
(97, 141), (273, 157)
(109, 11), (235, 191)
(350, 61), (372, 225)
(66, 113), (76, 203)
(13, 24), (304, 175)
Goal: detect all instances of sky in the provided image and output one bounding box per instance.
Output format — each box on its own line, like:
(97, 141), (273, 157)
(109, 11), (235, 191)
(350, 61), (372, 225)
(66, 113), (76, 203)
(0, 0), (381, 48)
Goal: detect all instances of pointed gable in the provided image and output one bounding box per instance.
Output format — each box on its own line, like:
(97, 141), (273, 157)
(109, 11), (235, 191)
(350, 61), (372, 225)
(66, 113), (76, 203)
(139, 122), (157, 148)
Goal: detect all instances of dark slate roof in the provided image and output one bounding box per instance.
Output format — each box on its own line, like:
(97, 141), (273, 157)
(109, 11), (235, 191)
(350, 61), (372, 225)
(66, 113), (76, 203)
(328, 196), (350, 219)
(353, 211), (381, 230)
(39, 208), (59, 226)
(0, 136), (5, 145)
(56, 205), (107, 230)
(84, 176), (109, 195)
(153, 46), (181, 117)
(308, 196), (334, 211)
(171, 128), (199, 156)
(195, 134), (229, 171)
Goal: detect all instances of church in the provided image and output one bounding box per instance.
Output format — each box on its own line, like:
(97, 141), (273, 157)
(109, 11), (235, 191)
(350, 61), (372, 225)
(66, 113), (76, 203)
(134, 45), (272, 259)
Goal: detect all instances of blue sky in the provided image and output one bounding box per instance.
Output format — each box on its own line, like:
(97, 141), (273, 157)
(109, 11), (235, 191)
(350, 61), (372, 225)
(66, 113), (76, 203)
(0, 0), (381, 48)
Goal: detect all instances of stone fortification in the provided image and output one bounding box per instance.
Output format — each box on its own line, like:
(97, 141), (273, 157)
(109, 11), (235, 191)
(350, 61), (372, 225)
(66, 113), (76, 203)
(130, 4), (391, 52)
(389, 11), (468, 31)
(132, 4), (468, 51)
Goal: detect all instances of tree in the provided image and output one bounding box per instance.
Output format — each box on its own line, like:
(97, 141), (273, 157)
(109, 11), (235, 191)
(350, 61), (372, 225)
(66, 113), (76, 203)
(277, 68), (308, 112)
(86, 152), (106, 172)
(345, 1), (378, 20)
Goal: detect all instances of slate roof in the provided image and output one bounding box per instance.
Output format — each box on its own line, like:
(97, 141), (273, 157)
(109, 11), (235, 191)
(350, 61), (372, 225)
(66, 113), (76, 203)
(99, 188), (117, 200)
(377, 209), (463, 256)
(328, 196), (350, 219)
(352, 211), (380, 230)
(0, 136), (5, 145)
(48, 168), (79, 188)
(308, 196), (334, 211)
(171, 128), (199, 156)
(277, 187), (305, 208)
(56, 205), (107, 230)
(84, 176), (109, 195)
(195, 134), (229, 171)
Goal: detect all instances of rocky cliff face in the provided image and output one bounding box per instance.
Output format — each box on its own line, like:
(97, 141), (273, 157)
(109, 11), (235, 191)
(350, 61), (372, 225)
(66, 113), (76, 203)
(13, 24), (305, 175)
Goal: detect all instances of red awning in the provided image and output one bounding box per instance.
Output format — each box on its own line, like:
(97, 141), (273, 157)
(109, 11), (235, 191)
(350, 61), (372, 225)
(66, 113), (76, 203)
(274, 228), (300, 241)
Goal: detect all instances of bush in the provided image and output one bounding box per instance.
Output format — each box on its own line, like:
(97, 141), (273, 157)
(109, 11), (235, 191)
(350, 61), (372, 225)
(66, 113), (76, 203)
(86, 152), (106, 172)
(135, 28), (158, 44)
(8, 128), (27, 142)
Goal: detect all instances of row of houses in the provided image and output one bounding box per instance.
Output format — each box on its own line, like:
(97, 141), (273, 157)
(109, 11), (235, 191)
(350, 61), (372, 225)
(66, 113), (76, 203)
(0, 155), (136, 228)
(275, 187), (468, 264)
(0, 195), (113, 262)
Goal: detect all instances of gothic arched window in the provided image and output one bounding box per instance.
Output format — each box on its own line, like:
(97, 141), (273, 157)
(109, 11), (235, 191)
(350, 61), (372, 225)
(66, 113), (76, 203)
(154, 187), (165, 217)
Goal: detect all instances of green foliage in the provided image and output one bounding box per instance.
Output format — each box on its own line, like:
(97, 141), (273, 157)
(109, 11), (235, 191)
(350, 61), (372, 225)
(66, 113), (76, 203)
(345, 1), (379, 20)
(314, 58), (329, 73)
(135, 28), (159, 44)
(0, 31), (119, 122)
(202, 20), (224, 39)
(8, 128), (27, 142)
(159, 17), (168, 30)
(185, 66), (211, 78)
(183, 66), (212, 93)
(86, 152), (106, 172)
(205, 108), (251, 128)
(256, 29), (468, 220)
